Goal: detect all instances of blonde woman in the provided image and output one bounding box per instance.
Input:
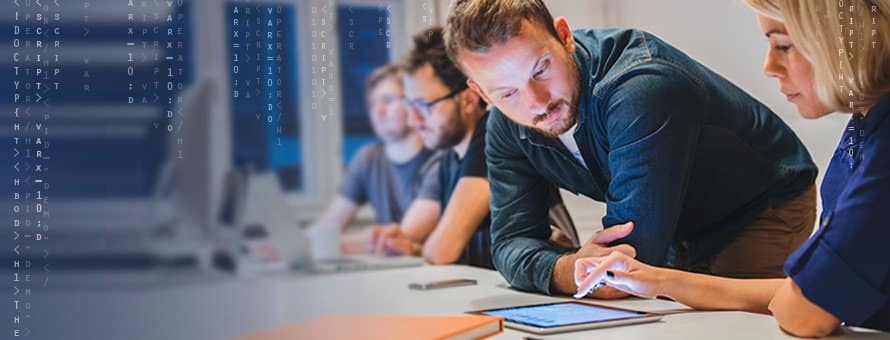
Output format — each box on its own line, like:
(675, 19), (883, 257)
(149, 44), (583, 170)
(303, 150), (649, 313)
(573, 0), (890, 337)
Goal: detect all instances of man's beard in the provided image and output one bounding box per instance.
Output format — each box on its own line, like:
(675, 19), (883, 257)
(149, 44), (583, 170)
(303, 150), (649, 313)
(429, 106), (468, 149)
(530, 98), (579, 138)
(529, 61), (580, 138)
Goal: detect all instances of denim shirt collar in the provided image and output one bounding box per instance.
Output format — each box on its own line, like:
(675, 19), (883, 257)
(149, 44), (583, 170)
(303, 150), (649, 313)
(519, 35), (596, 148)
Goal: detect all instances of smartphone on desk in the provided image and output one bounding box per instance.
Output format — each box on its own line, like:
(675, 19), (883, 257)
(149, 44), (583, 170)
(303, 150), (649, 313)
(409, 278), (478, 290)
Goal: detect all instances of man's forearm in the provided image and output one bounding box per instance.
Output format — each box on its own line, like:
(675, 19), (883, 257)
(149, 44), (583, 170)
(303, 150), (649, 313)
(550, 253), (579, 295)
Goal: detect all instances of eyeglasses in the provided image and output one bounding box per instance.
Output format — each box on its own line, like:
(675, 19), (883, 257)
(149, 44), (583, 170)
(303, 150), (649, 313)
(406, 87), (466, 118)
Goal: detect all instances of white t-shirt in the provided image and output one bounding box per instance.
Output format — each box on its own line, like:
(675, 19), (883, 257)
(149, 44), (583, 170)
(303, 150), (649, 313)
(557, 123), (588, 168)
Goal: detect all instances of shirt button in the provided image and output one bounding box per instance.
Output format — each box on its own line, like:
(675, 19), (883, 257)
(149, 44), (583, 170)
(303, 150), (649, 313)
(821, 214), (832, 228)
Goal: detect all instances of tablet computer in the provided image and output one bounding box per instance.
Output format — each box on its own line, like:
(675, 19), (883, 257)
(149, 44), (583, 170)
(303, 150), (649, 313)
(468, 301), (662, 335)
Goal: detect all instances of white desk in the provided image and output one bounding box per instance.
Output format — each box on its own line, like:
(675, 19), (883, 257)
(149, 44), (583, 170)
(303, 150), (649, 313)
(27, 264), (889, 339)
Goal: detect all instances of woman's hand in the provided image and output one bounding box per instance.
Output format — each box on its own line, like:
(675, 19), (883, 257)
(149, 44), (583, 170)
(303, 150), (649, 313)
(574, 251), (665, 299)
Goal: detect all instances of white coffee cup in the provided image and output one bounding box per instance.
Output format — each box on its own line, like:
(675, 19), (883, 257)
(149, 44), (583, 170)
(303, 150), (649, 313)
(307, 225), (342, 263)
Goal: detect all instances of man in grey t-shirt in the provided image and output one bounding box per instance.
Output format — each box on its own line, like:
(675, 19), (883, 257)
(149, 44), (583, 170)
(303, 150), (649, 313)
(310, 64), (442, 254)
(338, 144), (440, 225)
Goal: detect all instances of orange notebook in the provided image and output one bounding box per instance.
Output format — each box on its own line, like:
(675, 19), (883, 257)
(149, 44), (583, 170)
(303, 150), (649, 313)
(240, 315), (504, 340)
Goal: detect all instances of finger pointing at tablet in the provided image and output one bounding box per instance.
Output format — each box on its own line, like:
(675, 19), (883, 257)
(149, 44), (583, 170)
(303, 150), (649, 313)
(574, 252), (630, 298)
(574, 252), (665, 299)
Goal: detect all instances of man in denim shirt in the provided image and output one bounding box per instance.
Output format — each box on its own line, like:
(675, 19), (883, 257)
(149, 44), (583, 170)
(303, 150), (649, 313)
(444, 0), (818, 298)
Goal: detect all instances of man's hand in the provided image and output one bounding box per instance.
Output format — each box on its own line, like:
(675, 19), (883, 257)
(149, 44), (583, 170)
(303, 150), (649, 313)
(381, 233), (423, 256)
(361, 224), (391, 253)
(371, 224), (422, 256)
(338, 224), (384, 255)
(578, 222), (637, 258)
(551, 222), (636, 299)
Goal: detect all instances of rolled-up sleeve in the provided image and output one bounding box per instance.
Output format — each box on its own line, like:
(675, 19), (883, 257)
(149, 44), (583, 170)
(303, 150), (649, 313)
(784, 138), (890, 325)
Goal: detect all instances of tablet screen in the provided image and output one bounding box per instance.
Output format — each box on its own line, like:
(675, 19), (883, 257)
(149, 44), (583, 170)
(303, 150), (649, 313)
(479, 302), (645, 328)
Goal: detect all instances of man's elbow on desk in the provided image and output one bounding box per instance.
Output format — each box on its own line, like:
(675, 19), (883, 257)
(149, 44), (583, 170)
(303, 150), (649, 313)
(422, 246), (462, 265)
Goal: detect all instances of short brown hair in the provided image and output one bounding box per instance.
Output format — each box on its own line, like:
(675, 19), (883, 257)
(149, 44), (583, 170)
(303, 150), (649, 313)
(444, 0), (560, 67)
(365, 63), (402, 98)
(402, 27), (468, 94)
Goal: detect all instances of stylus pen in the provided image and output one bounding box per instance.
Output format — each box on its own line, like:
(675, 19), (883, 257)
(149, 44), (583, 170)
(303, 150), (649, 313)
(582, 281), (607, 296)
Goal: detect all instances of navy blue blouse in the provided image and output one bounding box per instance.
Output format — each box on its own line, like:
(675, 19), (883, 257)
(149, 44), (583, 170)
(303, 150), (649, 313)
(784, 94), (890, 331)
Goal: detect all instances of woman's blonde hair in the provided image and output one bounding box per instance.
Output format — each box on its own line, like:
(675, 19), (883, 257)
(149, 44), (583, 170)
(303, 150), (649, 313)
(746, 0), (890, 113)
